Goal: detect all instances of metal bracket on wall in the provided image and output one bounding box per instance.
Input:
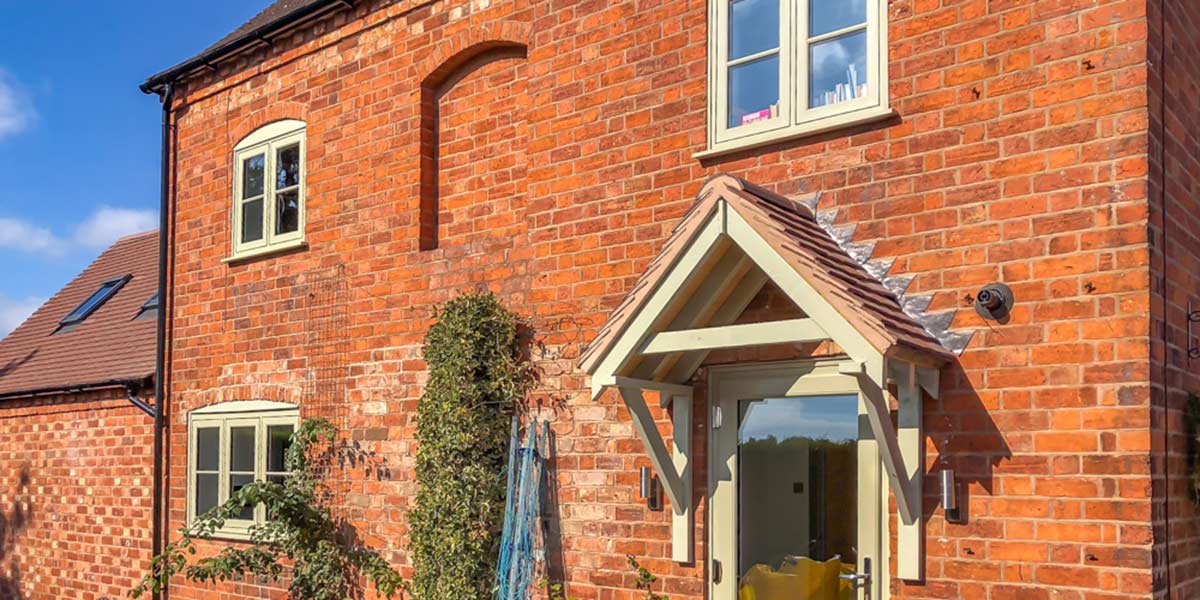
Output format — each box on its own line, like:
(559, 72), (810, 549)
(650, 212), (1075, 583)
(1188, 302), (1200, 361)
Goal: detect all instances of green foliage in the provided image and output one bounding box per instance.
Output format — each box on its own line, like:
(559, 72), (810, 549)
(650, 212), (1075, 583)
(409, 291), (534, 600)
(131, 418), (405, 600)
(543, 578), (577, 600)
(627, 556), (668, 600)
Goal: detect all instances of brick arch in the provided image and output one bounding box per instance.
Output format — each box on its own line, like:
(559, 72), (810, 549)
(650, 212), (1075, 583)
(417, 21), (531, 89)
(417, 21), (531, 250)
(228, 101), (311, 148)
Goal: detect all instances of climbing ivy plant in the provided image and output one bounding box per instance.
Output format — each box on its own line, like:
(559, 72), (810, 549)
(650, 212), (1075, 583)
(408, 291), (534, 600)
(131, 418), (405, 600)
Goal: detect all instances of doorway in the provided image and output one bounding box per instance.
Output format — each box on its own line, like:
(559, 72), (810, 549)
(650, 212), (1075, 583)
(709, 360), (884, 600)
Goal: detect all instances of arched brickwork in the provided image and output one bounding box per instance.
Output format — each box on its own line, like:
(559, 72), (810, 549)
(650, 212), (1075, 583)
(228, 101), (311, 148)
(416, 22), (530, 250)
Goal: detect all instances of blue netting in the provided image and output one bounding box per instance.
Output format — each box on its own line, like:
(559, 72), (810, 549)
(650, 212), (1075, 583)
(495, 417), (550, 600)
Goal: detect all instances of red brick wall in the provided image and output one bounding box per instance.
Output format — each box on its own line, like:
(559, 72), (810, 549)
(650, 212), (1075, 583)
(162, 0), (1159, 598)
(0, 388), (153, 599)
(1149, 0), (1200, 596)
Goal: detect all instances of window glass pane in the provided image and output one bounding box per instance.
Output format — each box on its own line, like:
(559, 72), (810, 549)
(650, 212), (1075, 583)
(195, 473), (219, 516)
(737, 395), (859, 591)
(809, 30), (868, 109)
(195, 427), (219, 471)
(276, 143), (301, 189)
(241, 198), (264, 244)
(242, 154), (265, 199)
(729, 0), (779, 60)
(230, 426), (256, 472)
(728, 54), (780, 128)
(62, 279), (124, 324)
(810, 0), (867, 38)
(229, 473), (256, 520)
(275, 190), (300, 235)
(267, 424), (294, 473)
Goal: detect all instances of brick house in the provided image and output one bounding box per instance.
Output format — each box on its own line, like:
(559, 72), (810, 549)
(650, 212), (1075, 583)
(138, 0), (1198, 598)
(0, 231), (159, 599)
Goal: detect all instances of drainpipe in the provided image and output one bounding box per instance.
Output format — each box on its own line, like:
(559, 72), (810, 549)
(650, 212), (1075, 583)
(148, 81), (174, 600)
(125, 380), (157, 418)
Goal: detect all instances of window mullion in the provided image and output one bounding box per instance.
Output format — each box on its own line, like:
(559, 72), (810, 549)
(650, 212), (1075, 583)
(796, 0), (809, 121)
(219, 421), (230, 506)
(256, 417), (266, 524)
(264, 143), (276, 246)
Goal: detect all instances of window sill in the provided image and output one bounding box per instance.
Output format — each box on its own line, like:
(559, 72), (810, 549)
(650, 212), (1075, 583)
(185, 524), (255, 542)
(223, 239), (307, 264)
(695, 105), (896, 160)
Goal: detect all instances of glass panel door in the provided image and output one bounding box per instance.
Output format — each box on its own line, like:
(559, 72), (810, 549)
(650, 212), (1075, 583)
(737, 395), (860, 599)
(710, 364), (881, 600)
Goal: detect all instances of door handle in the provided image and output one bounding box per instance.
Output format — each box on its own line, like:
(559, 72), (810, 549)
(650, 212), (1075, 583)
(712, 559), (722, 584)
(839, 556), (871, 590)
(838, 572), (870, 588)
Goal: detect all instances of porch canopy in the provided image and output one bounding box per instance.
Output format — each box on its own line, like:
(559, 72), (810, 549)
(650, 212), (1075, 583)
(579, 174), (967, 576)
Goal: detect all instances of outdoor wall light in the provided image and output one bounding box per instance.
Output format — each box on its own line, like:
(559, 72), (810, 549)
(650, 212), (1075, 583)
(640, 466), (663, 511)
(941, 469), (961, 522)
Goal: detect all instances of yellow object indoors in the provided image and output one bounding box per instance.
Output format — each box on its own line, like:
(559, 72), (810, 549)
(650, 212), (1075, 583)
(737, 557), (854, 600)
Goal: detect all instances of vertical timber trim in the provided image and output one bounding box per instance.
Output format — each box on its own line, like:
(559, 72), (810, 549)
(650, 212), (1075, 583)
(671, 394), (693, 563)
(895, 361), (924, 581)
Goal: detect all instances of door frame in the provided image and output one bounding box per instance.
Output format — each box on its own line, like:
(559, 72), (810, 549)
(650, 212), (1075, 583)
(707, 358), (889, 600)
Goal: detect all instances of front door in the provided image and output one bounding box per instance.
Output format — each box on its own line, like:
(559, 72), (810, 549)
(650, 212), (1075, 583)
(710, 361), (882, 600)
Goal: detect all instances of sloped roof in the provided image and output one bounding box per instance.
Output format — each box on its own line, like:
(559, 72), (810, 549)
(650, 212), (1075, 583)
(579, 174), (957, 375)
(0, 231), (159, 397)
(141, 0), (342, 93)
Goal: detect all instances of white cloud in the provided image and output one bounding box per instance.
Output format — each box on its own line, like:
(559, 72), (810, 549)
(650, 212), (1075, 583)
(0, 294), (43, 337)
(0, 217), (62, 254)
(0, 205), (157, 257)
(0, 69), (35, 140)
(72, 206), (158, 249)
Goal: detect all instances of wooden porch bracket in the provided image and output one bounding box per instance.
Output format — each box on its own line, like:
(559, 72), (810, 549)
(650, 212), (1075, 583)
(618, 385), (693, 563)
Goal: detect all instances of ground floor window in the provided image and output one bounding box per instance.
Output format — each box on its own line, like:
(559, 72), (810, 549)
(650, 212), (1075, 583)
(187, 401), (299, 537)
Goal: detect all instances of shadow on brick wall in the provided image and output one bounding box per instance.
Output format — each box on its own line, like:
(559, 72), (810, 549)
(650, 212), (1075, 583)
(539, 429), (568, 598)
(927, 364), (1013, 525)
(0, 465), (31, 600)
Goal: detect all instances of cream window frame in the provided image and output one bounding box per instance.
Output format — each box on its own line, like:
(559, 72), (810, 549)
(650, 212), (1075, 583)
(186, 401), (300, 539)
(699, 0), (892, 158)
(708, 359), (887, 600)
(230, 120), (307, 261)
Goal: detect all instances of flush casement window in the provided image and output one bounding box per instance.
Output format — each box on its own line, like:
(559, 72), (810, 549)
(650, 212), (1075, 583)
(705, 0), (890, 155)
(187, 401), (299, 537)
(230, 120), (306, 260)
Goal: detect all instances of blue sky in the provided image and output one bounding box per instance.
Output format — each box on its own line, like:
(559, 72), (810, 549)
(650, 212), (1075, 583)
(0, 1), (272, 334)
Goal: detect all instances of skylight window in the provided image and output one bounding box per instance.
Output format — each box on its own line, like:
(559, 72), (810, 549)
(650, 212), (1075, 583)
(135, 292), (160, 321)
(59, 275), (131, 329)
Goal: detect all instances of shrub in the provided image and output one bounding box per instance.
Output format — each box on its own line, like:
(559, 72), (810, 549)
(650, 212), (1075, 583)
(408, 291), (534, 600)
(131, 418), (404, 600)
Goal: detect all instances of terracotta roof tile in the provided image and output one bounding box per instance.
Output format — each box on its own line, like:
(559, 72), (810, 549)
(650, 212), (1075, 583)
(0, 231), (158, 396)
(579, 175), (955, 374)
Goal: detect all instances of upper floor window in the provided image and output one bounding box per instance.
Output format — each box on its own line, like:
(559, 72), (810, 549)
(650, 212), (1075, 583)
(188, 401), (299, 538)
(231, 120), (306, 260)
(703, 0), (890, 156)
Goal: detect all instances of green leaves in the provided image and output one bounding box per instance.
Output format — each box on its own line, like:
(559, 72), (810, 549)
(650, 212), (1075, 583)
(628, 556), (667, 600)
(131, 418), (405, 600)
(409, 291), (533, 600)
